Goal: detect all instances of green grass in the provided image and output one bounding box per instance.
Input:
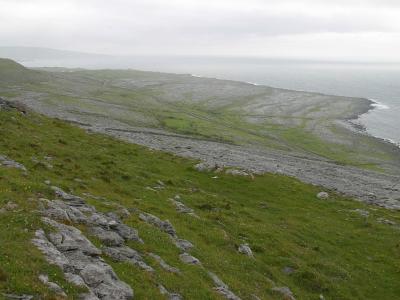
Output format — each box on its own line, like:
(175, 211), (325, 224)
(0, 108), (399, 299)
(0, 58), (48, 84)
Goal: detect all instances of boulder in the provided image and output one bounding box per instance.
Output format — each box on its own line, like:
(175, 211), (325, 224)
(88, 226), (124, 247)
(179, 253), (201, 265)
(32, 229), (71, 271)
(173, 238), (194, 252)
(113, 223), (143, 243)
(51, 186), (86, 207)
(149, 253), (180, 273)
(0, 155), (27, 172)
(139, 213), (177, 237)
(44, 200), (86, 223)
(169, 198), (199, 218)
(208, 271), (241, 299)
(316, 192), (329, 200)
(34, 202), (134, 300)
(80, 264), (133, 300)
(238, 244), (253, 257)
(102, 246), (153, 272)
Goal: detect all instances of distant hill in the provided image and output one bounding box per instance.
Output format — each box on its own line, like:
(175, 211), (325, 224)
(0, 47), (111, 62)
(0, 58), (49, 83)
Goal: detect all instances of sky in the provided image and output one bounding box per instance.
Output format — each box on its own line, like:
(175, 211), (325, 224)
(1, 0), (400, 62)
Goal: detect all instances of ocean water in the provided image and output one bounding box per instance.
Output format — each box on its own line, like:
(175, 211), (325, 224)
(22, 57), (400, 146)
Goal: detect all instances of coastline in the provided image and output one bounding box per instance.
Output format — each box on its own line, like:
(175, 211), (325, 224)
(352, 98), (400, 148)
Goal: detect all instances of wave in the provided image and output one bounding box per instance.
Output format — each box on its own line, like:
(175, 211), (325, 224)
(369, 99), (390, 110)
(245, 81), (260, 86)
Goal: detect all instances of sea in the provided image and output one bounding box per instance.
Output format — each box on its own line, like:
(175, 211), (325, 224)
(21, 56), (400, 147)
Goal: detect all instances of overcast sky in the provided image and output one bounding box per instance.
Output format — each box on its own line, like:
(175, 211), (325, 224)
(1, 0), (400, 61)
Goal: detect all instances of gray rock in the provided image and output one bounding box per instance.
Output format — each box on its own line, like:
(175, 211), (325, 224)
(169, 198), (199, 218)
(32, 229), (71, 271)
(173, 239), (194, 252)
(208, 272), (241, 300)
(238, 244), (253, 257)
(80, 264), (133, 300)
(51, 186), (86, 206)
(79, 293), (100, 300)
(44, 199), (87, 223)
(88, 226), (124, 247)
(317, 192), (329, 200)
(88, 213), (113, 227)
(97, 213), (143, 242)
(65, 272), (88, 287)
(44, 180), (51, 185)
(43, 218), (102, 255)
(34, 210), (134, 300)
(179, 253), (201, 265)
(0, 155), (27, 172)
(102, 246), (153, 272)
(113, 223), (143, 243)
(208, 272), (229, 289)
(271, 287), (296, 300)
(149, 253), (180, 273)
(139, 212), (177, 237)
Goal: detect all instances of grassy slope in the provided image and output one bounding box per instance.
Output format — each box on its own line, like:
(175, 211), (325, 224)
(0, 108), (399, 299)
(0, 58), (48, 84)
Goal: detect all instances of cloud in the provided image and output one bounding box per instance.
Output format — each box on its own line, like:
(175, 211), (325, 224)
(0, 0), (399, 60)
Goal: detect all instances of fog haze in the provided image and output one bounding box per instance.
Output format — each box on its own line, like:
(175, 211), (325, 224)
(1, 0), (399, 62)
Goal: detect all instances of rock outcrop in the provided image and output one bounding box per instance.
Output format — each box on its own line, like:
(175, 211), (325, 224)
(0, 155), (27, 172)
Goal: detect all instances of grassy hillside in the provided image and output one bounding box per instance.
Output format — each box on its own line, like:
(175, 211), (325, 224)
(0, 58), (48, 84)
(0, 104), (399, 299)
